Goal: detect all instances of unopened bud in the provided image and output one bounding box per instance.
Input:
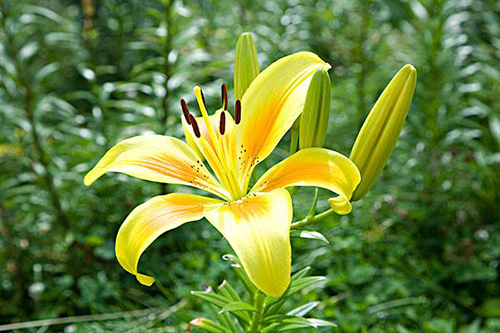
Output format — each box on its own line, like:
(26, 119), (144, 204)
(299, 69), (331, 149)
(234, 32), (260, 100)
(350, 64), (417, 201)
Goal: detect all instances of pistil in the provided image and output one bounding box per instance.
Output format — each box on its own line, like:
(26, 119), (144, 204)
(221, 83), (228, 111)
(194, 86), (218, 144)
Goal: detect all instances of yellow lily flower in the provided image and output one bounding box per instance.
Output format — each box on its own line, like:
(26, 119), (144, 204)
(84, 52), (361, 297)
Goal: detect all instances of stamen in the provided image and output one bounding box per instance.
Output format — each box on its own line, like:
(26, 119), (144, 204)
(189, 114), (201, 138)
(197, 85), (207, 108)
(219, 111), (226, 135)
(194, 85), (218, 144)
(235, 100), (241, 124)
(180, 99), (191, 125)
(221, 83), (228, 110)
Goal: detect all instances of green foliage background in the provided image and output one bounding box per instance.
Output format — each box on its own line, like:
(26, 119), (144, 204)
(0, 0), (499, 331)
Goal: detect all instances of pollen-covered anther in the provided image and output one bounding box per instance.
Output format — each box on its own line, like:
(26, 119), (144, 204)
(221, 83), (228, 111)
(219, 111), (226, 135)
(189, 114), (201, 138)
(180, 99), (191, 125)
(235, 100), (241, 124)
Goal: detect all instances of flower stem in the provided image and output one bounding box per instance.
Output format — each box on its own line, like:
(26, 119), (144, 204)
(306, 188), (319, 218)
(249, 292), (265, 332)
(290, 208), (338, 229)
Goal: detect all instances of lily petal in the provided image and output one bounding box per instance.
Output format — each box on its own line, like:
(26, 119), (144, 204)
(116, 193), (221, 286)
(251, 148), (360, 214)
(204, 189), (292, 296)
(84, 135), (230, 200)
(327, 196), (353, 215)
(237, 52), (331, 190)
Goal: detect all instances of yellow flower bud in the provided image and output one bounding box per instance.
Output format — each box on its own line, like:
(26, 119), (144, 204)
(350, 64), (417, 201)
(234, 32), (260, 100)
(299, 68), (331, 149)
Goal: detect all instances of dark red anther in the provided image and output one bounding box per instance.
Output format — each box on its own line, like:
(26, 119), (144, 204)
(189, 114), (201, 138)
(234, 100), (241, 125)
(221, 83), (228, 110)
(219, 111), (226, 135)
(180, 99), (191, 125)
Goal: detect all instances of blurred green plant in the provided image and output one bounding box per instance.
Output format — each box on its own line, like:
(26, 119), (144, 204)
(1, 0), (499, 332)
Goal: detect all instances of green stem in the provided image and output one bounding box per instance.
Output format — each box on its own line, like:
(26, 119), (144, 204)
(307, 188), (319, 218)
(249, 292), (265, 332)
(290, 208), (338, 229)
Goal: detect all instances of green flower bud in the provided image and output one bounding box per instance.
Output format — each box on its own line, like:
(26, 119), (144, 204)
(299, 68), (331, 149)
(350, 64), (417, 201)
(234, 32), (260, 100)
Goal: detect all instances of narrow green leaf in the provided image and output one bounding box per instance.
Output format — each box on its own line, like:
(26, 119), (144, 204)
(209, 304), (238, 333)
(260, 322), (282, 333)
(277, 317), (337, 331)
(188, 318), (232, 333)
(264, 277), (325, 316)
(191, 291), (233, 309)
(290, 230), (330, 244)
(218, 280), (241, 302)
(291, 267), (311, 280)
(306, 318), (337, 328)
(286, 301), (319, 317)
(287, 276), (327, 296)
(222, 254), (256, 297)
(219, 301), (258, 314)
(218, 281), (250, 328)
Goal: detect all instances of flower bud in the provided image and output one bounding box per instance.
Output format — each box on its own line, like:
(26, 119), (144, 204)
(350, 64), (417, 201)
(299, 68), (331, 149)
(234, 32), (260, 100)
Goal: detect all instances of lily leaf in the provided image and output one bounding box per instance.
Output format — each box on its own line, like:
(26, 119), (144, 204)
(287, 276), (327, 296)
(277, 317), (337, 331)
(192, 291), (251, 324)
(286, 301), (319, 317)
(291, 266), (311, 280)
(264, 276), (326, 316)
(291, 230), (330, 244)
(187, 317), (232, 333)
(261, 322), (282, 333)
(219, 301), (258, 314)
(218, 280), (242, 302)
(191, 291), (233, 309)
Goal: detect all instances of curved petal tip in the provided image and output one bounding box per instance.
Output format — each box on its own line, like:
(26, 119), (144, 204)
(328, 196), (353, 215)
(137, 273), (155, 286)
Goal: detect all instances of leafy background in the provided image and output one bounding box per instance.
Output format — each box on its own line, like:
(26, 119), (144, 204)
(1, 0), (499, 332)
